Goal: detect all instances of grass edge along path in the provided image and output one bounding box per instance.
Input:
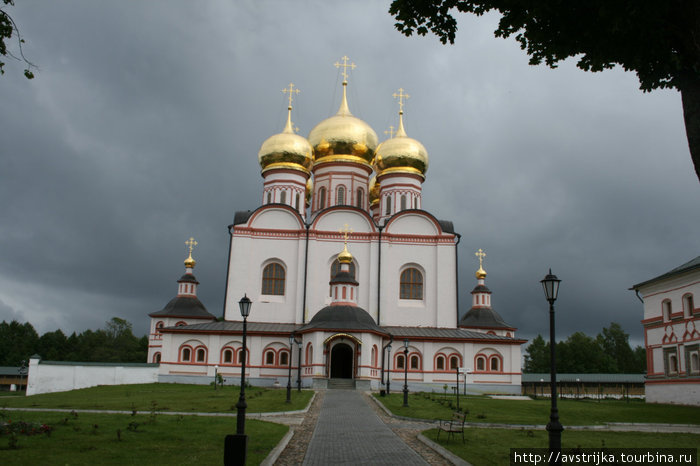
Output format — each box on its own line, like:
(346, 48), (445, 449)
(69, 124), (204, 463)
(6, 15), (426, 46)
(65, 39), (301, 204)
(373, 392), (700, 426)
(0, 383), (314, 414)
(0, 410), (288, 465)
(421, 427), (700, 466)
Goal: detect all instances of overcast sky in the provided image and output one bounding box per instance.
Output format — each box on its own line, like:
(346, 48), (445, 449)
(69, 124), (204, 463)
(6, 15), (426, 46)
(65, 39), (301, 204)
(2, 1), (698, 348)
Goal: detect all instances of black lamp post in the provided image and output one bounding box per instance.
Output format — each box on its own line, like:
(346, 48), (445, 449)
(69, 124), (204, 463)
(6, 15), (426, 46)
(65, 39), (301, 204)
(386, 343), (392, 395)
(214, 365), (219, 391)
(286, 333), (293, 403)
(224, 294), (252, 466)
(541, 269), (562, 466)
(296, 335), (302, 392)
(402, 338), (409, 407)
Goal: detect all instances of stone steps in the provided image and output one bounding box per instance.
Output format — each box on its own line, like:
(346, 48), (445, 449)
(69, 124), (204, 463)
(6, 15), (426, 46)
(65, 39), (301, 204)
(328, 378), (355, 390)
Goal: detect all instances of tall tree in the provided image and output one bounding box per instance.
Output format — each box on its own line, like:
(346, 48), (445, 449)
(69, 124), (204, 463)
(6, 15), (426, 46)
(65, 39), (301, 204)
(389, 0), (700, 181)
(0, 320), (39, 365)
(523, 334), (549, 372)
(597, 322), (637, 373)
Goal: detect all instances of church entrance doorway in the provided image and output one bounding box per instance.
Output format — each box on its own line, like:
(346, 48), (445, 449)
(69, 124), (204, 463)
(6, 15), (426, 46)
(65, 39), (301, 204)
(330, 343), (354, 379)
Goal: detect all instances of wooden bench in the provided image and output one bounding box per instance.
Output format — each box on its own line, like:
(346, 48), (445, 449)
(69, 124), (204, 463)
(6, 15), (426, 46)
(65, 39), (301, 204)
(437, 411), (466, 443)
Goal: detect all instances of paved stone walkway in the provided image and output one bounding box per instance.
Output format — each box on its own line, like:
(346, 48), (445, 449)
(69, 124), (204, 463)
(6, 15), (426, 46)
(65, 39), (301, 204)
(302, 390), (429, 466)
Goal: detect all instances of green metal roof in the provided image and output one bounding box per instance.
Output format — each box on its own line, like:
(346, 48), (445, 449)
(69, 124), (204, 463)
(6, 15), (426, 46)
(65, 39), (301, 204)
(522, 373), (645, 383)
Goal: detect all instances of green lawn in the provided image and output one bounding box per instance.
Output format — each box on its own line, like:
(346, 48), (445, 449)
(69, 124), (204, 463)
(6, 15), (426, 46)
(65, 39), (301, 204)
(0, 383), (313, 413)
(0, 410), (287, 465)
(423, 428), (700, 466)
(375, 392), (700, 425)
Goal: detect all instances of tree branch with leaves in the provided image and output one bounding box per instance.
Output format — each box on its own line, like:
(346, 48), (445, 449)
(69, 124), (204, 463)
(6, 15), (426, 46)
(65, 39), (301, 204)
(1, 0), (35, 79)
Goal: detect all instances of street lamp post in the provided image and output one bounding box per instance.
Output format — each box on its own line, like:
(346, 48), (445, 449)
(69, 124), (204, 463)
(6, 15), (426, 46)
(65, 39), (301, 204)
(286, 333), (294, 403)
(402, 339), (409, 408)
(296, 336), (302, 392)
(224, 294), (252, 466)
(541, 269), (563, 466)
(386, 343), (392, 395)
(455, 366), (460, 411)
(214, 365), (219, 391)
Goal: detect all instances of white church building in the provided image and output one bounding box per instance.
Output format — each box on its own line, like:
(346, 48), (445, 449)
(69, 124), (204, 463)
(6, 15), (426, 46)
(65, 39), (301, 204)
(147, 59), (525, 393)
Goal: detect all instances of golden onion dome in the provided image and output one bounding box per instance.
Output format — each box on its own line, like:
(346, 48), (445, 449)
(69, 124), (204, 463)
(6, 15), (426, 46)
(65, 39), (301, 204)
(369, 176), (380, 205)
(305, 178), (313, 206)
(337, 243), (353, 264)
(308, 82), (378, 167)
(184, 253), (196, 269)
(476, 266), (487, 279)
(258, 107), (313, 175)
(374, 113), (428, 179)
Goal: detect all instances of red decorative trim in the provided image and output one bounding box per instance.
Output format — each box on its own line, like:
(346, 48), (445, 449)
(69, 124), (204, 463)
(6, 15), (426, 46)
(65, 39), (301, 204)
(646, 378), (700, 385)
(641, 280), (700, 298)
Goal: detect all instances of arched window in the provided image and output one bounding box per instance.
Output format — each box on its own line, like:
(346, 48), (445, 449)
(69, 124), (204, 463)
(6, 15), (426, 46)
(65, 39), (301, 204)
(295, 193), (300, 211)
(280, 190), (286, 204)
(410, 354), (420, 370)
(176, 321), (187, 327)
(371, 346), (377, 367)
(280, 351), (289, 366)
(396, 354), (405, 370)
(155, 321), (164, 333)
(385, 195), (392, 215)
(476, 356), (486, 371)
(356, 188), (364, 208)
(683, 294), (694, 318)
(450, 356), (460, 370)
(267, 192), (272, 204)
(337, 186), (345, 205)
(153, 352), (161, 363)
(669, 354), (678, 373)
(691, 352), (699, 374)
(262, 262), (285, 295)
(223, 348), (233, 364)
(490, 356), (500, 372)
(662, 300), (672, 321)
(400, 194), (407, 211)
(181, 347), (192, 362)
(436, 356), (445, 370)
(237, 349), (247, 365)
(306, 343), (313, 365)
(265, 350), (275, 365)
(196, 348), (207, 363)
(318, 187), (327, 210)
(400, 267), (423, 300)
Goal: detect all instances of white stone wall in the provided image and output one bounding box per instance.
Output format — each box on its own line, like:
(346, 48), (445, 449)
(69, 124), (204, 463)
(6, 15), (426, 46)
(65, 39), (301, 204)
(646, 382), (700, 406)
(26, 357), (159, 396)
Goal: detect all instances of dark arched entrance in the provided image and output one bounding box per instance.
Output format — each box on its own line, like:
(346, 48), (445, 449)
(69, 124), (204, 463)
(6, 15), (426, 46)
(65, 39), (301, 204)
(330, 343), (354, 378)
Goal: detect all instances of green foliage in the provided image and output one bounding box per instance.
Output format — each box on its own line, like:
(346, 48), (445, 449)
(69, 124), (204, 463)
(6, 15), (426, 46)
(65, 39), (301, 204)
(524, 322), (646, 374)
(0, 317), (147, 366)
(0, 0), (35, 79)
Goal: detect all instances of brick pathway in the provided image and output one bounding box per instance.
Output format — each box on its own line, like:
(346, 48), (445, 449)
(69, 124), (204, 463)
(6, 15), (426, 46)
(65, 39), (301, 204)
(301, 390), (429, 465)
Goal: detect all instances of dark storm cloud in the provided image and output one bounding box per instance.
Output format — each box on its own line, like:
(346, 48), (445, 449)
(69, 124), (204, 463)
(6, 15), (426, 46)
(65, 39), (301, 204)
(1, 1), (697, 346)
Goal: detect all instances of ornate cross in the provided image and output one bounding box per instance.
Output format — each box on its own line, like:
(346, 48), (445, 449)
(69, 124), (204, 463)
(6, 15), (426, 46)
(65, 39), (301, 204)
(384, 125), (395, 138)
(339, 224), (353, 246)
(282, 82), (300, 108)
(392, 88), (410, 113)
(334, 55), (356, 82)
(475, 248), (486, 268)
(185, 237), (198, 255)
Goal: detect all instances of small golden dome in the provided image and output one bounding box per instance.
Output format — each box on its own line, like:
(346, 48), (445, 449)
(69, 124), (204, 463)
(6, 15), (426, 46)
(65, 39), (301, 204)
(184, 253), (196, 269)
(308, 83), (378, 167)
(374, 115), (428, 179)
(369, 176), (380, 205)
(475, 266), (486, 279)
(258, 108), (313, 175)
(305, 178), (313, 206)
(337, 244), (353, 264)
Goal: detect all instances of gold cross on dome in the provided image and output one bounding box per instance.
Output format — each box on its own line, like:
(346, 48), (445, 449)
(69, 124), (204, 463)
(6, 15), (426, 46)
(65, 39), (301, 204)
(339, 223), (353, 246)
(185, 237), (198, 255)
(392, 88), (410, 114)
(282, 83), (300, 108)
(475, 248), (486, 268)
(384, 125), (395, 138)
(334, 55), (356, 82)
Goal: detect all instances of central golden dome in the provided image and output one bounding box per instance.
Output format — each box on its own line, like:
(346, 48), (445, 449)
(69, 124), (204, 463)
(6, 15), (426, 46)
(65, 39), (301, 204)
(308, 83), (378, 167)
(258, 108), (313, 175)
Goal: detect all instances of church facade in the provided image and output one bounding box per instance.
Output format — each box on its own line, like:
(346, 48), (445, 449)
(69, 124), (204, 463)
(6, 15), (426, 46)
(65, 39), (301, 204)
(147, 59), (525, 393)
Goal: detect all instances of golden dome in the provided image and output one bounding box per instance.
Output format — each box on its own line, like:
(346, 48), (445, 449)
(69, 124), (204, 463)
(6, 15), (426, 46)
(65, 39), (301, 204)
(305, 178), (313, 206)
(337, 244), (353, 264)
(184, 253), (196, 269)
(308, 82), (378, 167)
(374, 113), (428, 179)
(369, 176), (380, 205)
(475, 266), (486, 279)
(258, 107), (313, 175)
